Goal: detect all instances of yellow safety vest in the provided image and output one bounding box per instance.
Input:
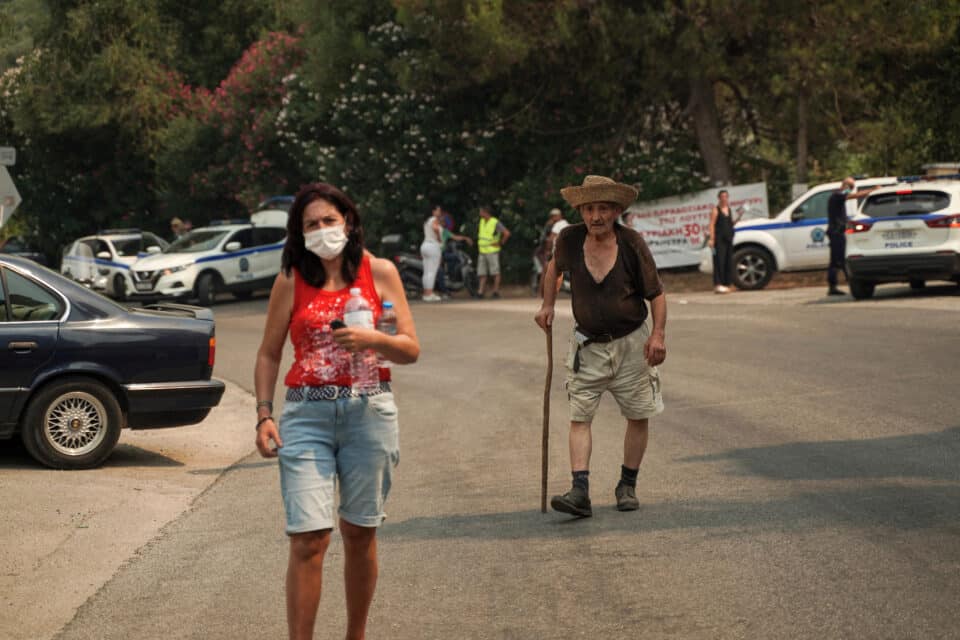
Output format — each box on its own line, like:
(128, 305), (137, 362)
(478, 216), (502, 254)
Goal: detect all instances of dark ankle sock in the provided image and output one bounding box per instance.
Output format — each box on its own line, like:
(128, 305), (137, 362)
(572, 470), (590, 492)
(619, 465), (639, 488)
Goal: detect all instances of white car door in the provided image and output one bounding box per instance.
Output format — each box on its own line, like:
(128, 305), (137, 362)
(251, 227), (287, 283)
(222, 228), (255, 286)
(782, 189), (835, 269)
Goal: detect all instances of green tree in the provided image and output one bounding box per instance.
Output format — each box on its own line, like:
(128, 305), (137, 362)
(0, 0), (48, 70)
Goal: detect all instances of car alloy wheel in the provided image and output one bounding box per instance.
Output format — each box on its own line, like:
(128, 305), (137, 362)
(43, 391), (109, 457)
(733, 247), (774, 290)
(21, 377), (123, 469)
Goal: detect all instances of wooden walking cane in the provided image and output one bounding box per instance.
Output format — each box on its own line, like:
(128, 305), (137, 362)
(541, 325), (553, 513)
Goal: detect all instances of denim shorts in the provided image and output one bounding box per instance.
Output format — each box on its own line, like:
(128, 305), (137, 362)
(277, 392), (400, 534)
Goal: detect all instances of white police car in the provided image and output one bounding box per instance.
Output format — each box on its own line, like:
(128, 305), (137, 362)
(128, 216), (286, 305)
(61, 230), (169, 300)
(845, 177), (960, 299)
(730, 177), (898, 289)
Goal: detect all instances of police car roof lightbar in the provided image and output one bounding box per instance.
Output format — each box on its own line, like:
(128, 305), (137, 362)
(208, 218), (251, 226)
(97, 228), (141, 235)
(896, 173), (960, 183)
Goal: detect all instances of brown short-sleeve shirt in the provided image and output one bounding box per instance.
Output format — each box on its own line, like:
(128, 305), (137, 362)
(554, 223), (663, 337)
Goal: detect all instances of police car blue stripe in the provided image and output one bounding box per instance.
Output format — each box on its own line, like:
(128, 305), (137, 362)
(63, 255), (131, 270)
(737, 218), (828, 232)
(193, 243), (285, 265)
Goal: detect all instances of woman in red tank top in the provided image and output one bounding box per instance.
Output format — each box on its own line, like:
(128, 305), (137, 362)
(253, 183), (420, 640)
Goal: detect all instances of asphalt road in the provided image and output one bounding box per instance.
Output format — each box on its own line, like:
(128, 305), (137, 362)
(8, 282), (960, 639)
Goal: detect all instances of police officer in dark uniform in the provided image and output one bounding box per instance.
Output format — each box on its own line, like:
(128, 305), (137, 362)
(826, 176), (878, 296)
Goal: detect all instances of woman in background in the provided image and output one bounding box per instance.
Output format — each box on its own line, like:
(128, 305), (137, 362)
(708, 189), (741, 294)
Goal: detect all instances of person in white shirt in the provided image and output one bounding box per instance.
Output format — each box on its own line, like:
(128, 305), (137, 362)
(420, 206), (445, 302)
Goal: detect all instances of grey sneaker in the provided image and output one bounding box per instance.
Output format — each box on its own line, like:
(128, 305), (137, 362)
(550, 486), (592, 518)
(615, 484), (640, 511)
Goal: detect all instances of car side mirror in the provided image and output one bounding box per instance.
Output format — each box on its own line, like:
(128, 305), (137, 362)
(224, 241), (242, 252)
(96, 251), (111, 260)
(146, 245), (161, 254)
(790, 211), (804, 223)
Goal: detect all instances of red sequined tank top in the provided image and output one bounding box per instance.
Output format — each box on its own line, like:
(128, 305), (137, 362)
(284, 254), (391, 388)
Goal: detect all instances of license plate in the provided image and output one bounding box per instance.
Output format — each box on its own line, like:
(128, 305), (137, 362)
(882, 230), (917, 240)
(135, 282), (153, 291)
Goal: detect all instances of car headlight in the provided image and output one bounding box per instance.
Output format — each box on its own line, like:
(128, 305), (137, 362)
(162, 263), (194, 275)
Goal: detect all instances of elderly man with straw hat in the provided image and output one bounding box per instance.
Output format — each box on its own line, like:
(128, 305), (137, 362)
(534, 175), (667, 517)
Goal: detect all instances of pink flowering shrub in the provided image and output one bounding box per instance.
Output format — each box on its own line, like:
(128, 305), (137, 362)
(157, 31), (305, 216)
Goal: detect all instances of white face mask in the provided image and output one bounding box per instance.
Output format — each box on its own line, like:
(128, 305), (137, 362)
(304, 225), (348, 260)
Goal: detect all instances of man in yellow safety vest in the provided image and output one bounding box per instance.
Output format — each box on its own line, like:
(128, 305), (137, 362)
(476, 205), (511, 298)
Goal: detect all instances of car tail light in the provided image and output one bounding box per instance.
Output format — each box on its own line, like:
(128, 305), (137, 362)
(896, 189), (913, 195)
(925, 214), (960, 228)
(208, 336), (216, 367)
(846, 221), (872, 234)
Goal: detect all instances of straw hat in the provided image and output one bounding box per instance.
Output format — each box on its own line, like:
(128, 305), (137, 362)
(560, 175), (638, 209)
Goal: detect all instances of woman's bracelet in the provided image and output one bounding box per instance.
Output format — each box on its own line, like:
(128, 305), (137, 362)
(256, 400), (273, 413)
(256, 416), (275, 430)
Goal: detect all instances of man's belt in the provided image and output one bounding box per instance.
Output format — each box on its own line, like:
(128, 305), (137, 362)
(572, 324), (642, 372)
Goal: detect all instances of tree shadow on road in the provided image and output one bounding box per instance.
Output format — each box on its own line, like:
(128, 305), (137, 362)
(381, 484), (960, 545)
(381, 427), (960, 544)
(679, 426), (960, 482)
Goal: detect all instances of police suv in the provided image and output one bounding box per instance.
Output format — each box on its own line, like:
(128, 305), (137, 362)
(845, 177), (960, 299)
(731, 177), (898, 289)
(127, 215), (287, 305)
(61, 230), (169, 300)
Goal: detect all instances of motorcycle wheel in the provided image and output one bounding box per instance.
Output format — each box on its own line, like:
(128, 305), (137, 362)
(400, 267), (423, 298)
(465, 269), (480, 298)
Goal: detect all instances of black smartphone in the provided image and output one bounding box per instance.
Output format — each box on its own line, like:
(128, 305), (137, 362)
(329, 319), (346, 330)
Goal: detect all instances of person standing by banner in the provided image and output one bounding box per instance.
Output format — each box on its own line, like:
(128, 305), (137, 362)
(534, 175), (667, 517)
(708, 189), (741, 294)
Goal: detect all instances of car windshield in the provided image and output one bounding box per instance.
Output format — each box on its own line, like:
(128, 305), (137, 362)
(111, 238), (142, 257)
(862, 190), (950, 218)
(165, 229), (228, 253)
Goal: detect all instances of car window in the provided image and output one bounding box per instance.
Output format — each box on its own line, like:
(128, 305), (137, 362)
(3, 267), (65, 321)
(227, 228), (254, 248)
(112, 237), (142, 257)
(793, 191), (833, 220)
(2, 238), (24, 252)
(81, 239), (110, 256)
(253, 227), (286, 246)
(862, 190), (951, 218)
(143, 233), (168, 250)
(165, 229), (229, 253)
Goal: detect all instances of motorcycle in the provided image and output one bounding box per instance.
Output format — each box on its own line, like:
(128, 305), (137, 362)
(381, 234), (480, 299)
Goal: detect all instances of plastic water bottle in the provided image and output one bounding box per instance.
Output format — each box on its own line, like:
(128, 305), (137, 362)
(376, 301), (398, 368)
(343, 287), (380, 395)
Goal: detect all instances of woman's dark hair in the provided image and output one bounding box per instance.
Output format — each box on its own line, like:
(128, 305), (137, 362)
(282, 182), (365, 288)
(718, 190), (729, 198)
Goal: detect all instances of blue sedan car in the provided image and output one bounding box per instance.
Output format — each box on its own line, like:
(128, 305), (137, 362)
(0, 255), (225, 469)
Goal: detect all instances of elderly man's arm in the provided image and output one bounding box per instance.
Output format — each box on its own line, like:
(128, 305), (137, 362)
(534, 256), (563, 331)
(644, 292), (667, 366)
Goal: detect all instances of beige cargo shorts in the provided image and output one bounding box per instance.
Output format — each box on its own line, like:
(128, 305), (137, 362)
(564, 323), (664, 423)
